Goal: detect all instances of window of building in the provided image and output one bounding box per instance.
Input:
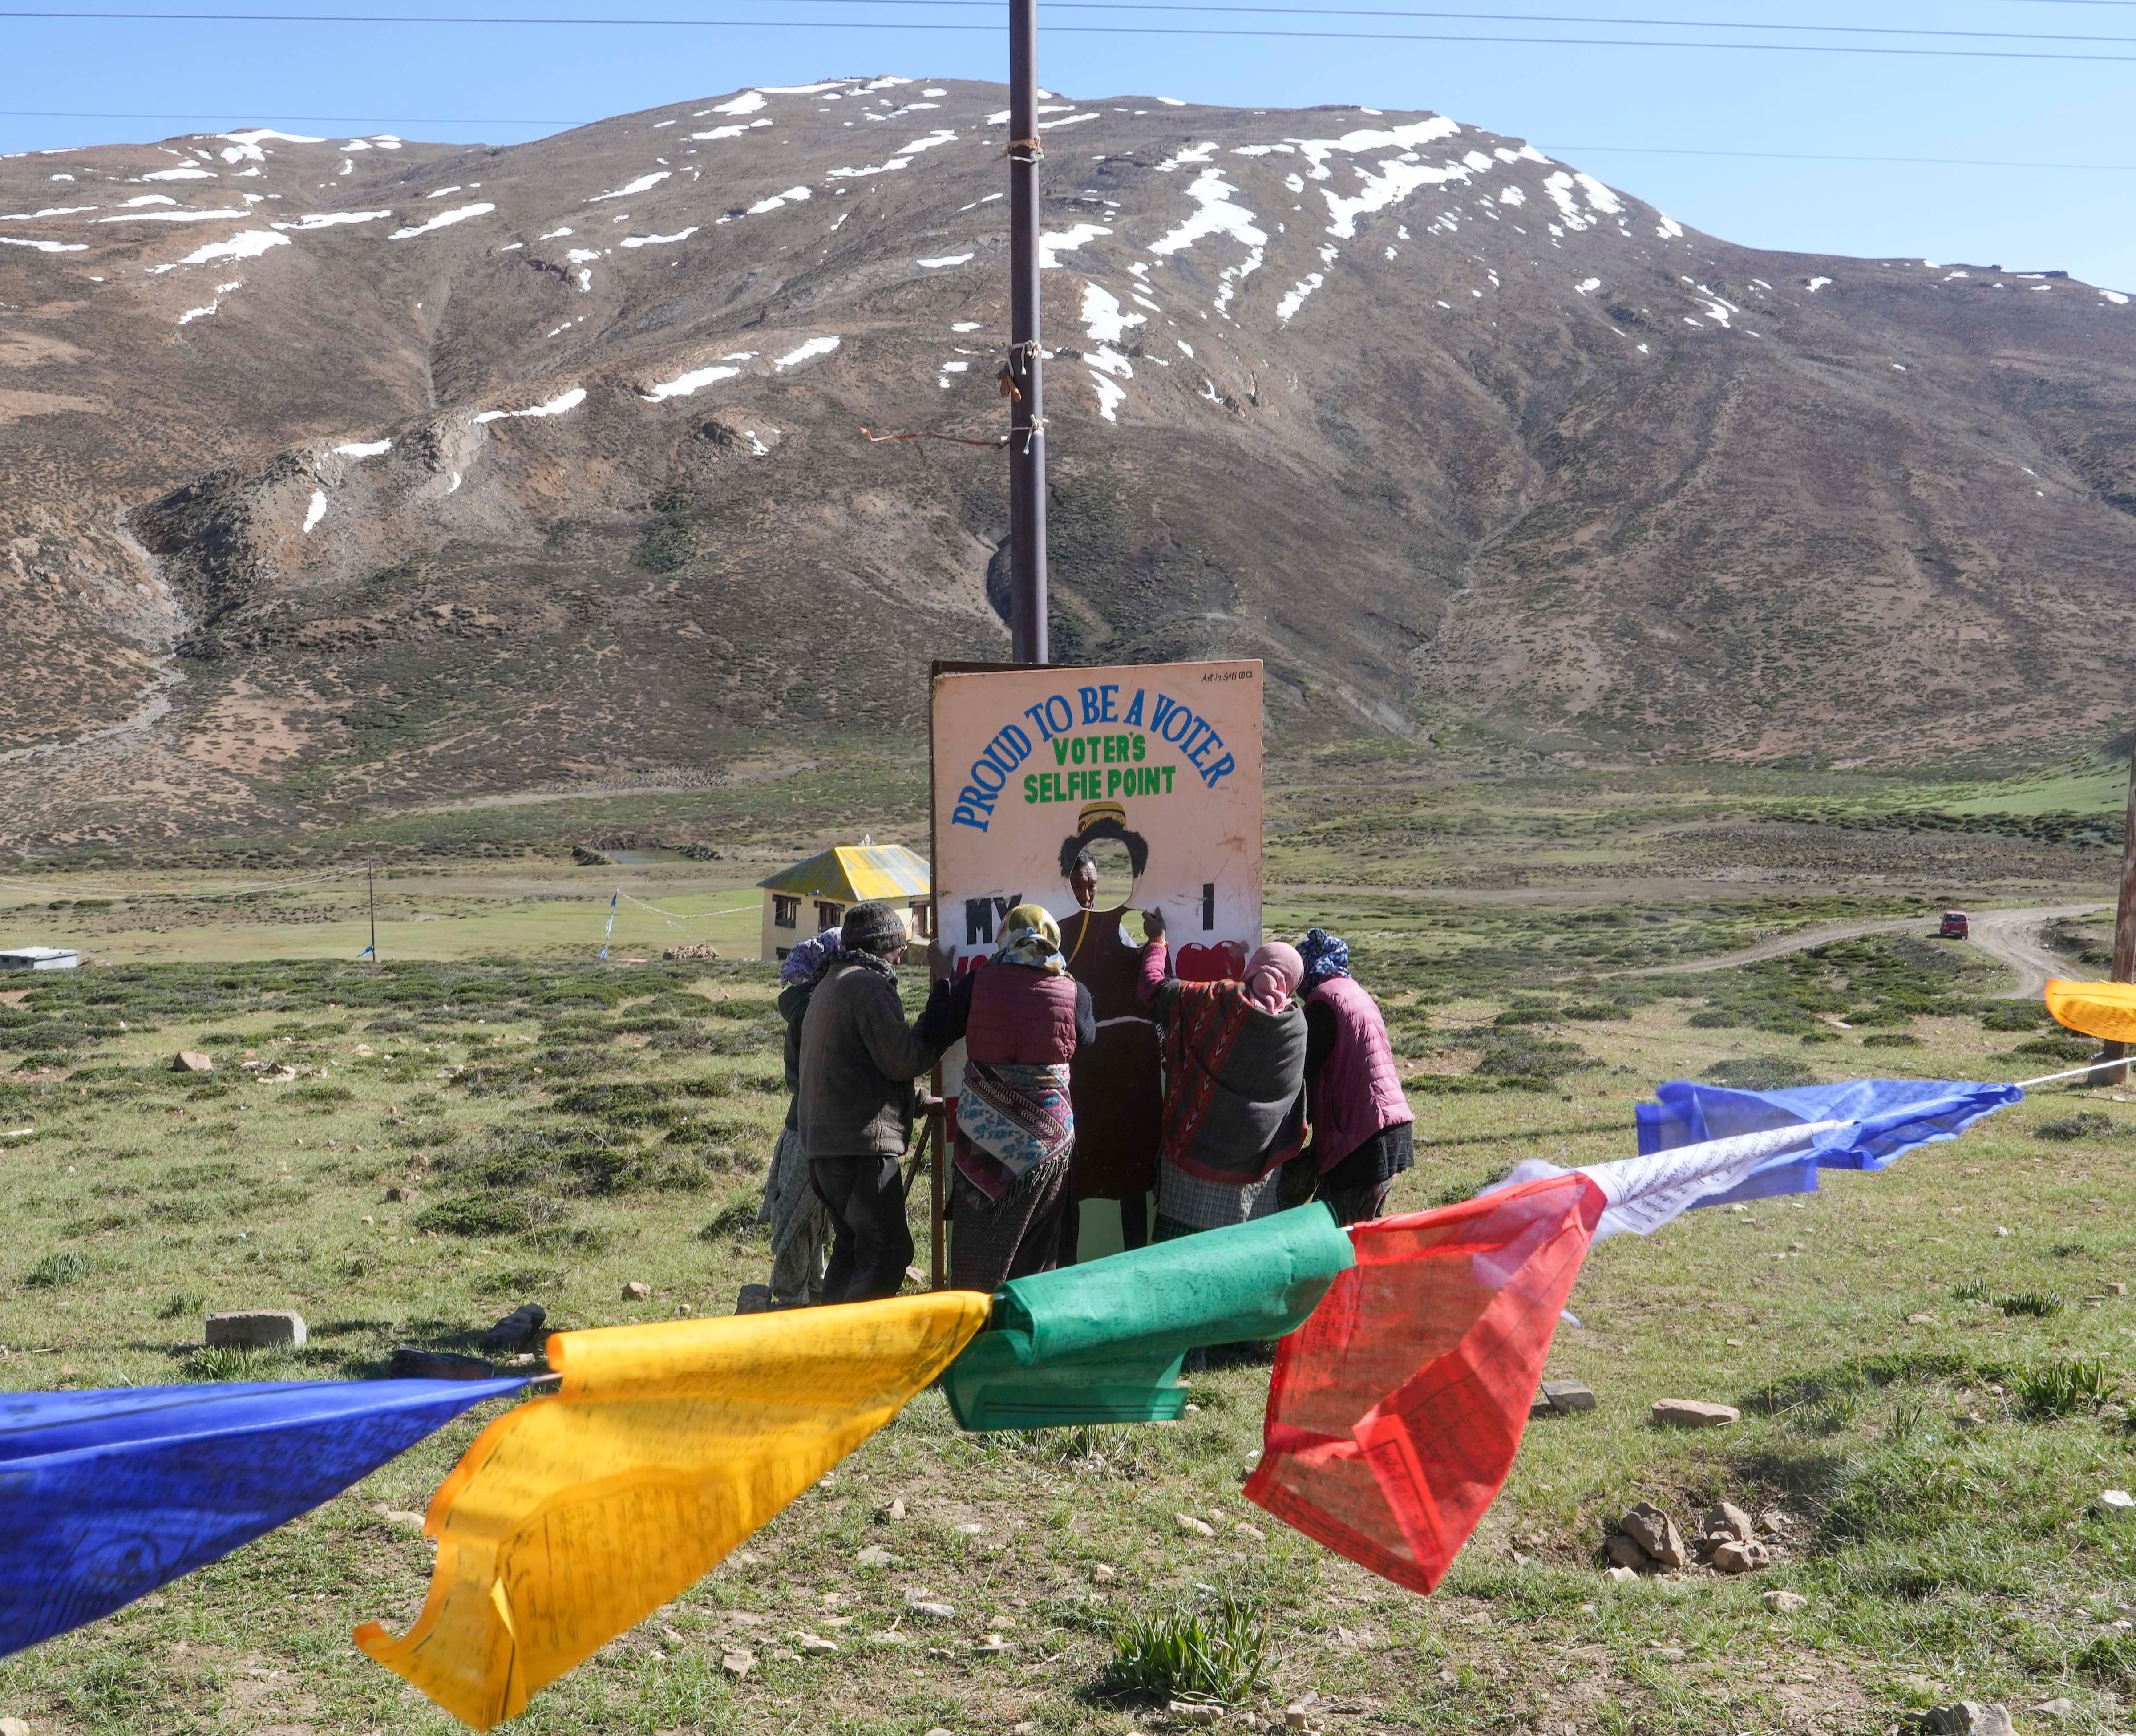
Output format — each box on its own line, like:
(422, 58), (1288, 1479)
(772, 895), (799, 930)
(816, 901), (844, 932)
(910, 900), (934, 938)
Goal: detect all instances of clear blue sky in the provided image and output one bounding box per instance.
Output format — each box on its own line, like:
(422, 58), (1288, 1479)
(3, 2), (2129, 289)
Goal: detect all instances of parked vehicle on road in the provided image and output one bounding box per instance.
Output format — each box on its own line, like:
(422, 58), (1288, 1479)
(1938, 910), (1970, 940)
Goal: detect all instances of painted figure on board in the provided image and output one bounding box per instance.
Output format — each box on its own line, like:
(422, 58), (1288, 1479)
(1054, 803), (1162, 1250)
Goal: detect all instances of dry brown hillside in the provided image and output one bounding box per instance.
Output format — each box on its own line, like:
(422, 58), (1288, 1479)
(2, 78), (2132, 853)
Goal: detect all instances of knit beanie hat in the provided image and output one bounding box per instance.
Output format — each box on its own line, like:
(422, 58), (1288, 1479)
(840, 900), (908, 956)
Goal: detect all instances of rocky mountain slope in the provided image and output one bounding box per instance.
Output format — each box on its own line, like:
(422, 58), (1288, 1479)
(2, 78), (2132, 853)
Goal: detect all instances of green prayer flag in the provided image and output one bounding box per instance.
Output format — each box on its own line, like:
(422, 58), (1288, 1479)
(944, 1203), (1355, 1431)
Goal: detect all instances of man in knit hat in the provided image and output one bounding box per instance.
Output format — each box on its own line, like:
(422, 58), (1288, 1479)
(797, 900), (947, 1303)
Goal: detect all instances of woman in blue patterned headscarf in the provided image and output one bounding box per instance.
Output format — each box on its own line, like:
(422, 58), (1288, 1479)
(1299, 927), (1351, 991)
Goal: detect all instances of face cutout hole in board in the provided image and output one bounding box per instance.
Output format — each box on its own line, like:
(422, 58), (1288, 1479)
(1069, 837), (1137, 911)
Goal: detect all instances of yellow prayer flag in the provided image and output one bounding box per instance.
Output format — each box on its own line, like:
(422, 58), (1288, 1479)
(2045, 978), (2136, 1045)
(354, 1293), (991, 1729)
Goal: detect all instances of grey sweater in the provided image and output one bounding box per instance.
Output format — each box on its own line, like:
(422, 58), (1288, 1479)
(796, 957), (942, 1159)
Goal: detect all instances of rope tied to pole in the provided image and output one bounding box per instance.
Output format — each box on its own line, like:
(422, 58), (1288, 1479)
(1003, 136), (1043, 160)
(859, 426), (1009, 449)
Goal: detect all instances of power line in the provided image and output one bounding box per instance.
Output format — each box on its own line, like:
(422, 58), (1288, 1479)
(0, 111), (2120, 170)
(1, 112), (2119, 170)
(1541, 143), (2136, 170)
(0, 108), (577, 123)
(5, 8), (2136, 59)
(1045, 1), (2136, 39)
(20, 1), (2136, 45)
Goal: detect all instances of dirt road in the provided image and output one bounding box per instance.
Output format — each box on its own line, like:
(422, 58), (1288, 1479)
(1643, 904), (2107, 999)
(1966, 905), (2106, 1000)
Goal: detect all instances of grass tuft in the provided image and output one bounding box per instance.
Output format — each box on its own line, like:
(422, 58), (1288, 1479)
(178, 1344), (249, 1381)
(1998, 1291), (2065, 1318)
(1101, 1597), (1269, 1706)
(2012, 1356), (2112, 1418)
(24, 1250), (87, 1288)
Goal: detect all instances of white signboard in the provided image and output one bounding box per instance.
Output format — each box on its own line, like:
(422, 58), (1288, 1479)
(930, 659), (1266, 979)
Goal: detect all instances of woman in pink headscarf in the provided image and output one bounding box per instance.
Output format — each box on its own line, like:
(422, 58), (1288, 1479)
(1135, 910), (1309, 1241)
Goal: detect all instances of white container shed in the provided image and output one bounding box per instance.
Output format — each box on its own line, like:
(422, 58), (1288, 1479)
(0, 946), (79, 971)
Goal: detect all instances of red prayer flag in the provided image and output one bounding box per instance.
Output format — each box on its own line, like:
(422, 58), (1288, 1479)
(1244, 1174), (1604, 1594)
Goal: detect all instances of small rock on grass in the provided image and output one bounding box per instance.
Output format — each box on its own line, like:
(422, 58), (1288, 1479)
(2097, 1489), (2136, 1519)
(1541, 1378), (1596, 1413)
(388, 1346), (494, 1381)
(1170, 1704), (1220, 1726)
(1761, 1589), (1808, 1612)
(1, 1718), (30, 1736)
(1092, 1562), (1117, 1582)
(172, 1050), (213, 1073)
(797, 1634), (837, 1654)
(720, 1649), (753, 1677)
(1605, 1565), (1640, 1584)
(206, 1310), (306, 1351)
(1175, 1512), (1216, 1537)
(2030, 1699), (2077, 1721)
(478, 1303), (546, 1352)
(1908, 1312), (1941, 1326)
(854, 1545), (893, 1567)
(886, 1497), (906, 1520)
(1921, 1703), (2016, 1735)
(622, 1281), (651, 1302)
(1651, 1398), (1740, 1428)
(1701, 1501), (1754, 1546)
(1709, 1539), (1771, 1575)
(1618, 1502), (1687, 1568)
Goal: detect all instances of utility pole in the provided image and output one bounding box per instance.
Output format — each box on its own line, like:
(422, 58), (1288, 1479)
(2100, 729), (2136, 1084)
(367, 859), (378, 967)
(1005, 0), (1048, 665)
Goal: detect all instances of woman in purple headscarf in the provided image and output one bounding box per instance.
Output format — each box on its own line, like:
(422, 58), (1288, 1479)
(1134, 910), (1309, 1242)
(1297, 927), (1414, 1225)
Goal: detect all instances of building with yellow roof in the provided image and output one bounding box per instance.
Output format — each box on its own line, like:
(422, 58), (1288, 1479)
(756, 841), (933, 961)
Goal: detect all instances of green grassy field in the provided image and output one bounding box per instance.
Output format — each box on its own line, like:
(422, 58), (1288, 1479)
(0, 868), (769, 966)
(1, 886), (2133, 1736)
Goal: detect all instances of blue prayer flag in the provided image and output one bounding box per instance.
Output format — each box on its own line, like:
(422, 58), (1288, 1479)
(1635, 1078), (2023, 1207)
(0, 1376), (524, 1658)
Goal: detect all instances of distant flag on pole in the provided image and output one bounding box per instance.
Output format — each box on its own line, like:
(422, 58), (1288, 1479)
(357, 945), (375, 960)
(598, 890), (618, 962)
(2045, 978), (2136, 1044)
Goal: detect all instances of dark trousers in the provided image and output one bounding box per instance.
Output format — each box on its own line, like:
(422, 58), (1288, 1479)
(810, 1154), (914, 1304)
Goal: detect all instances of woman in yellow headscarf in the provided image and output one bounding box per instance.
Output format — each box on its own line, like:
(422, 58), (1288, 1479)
(925, 903), (1097, 1291)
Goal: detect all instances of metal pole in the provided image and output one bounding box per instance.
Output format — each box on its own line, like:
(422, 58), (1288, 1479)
(2098, 728), (2136, 1085)
(367, 859), (378, 966)
(1006, 0), (1048, 666)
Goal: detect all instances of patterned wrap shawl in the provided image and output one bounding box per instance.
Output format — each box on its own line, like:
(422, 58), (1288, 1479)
(955, 1060), (1075, 1201)
(1157, 979), (1307, 1186)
